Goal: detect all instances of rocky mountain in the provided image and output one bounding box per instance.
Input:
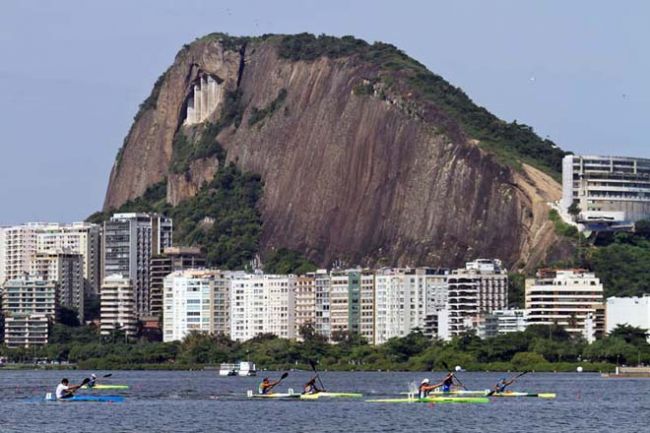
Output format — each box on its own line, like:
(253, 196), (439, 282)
(103, 33), (570, 271)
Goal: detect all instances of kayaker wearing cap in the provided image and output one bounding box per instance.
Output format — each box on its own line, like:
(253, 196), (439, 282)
(493, 377), (515, 394)
(418, 378), (437, 398)
(55, 378), (83, 400)
(258, 377), (280, 395)
(303, 376), (325, 395)
(87, 374), (97, 388)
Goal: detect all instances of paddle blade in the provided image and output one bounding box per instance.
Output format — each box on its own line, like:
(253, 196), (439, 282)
(309, 360), (317, 371)
(103, 373), (113, 378)
(280, 372), (289, 381)
(80, 378), (91, 386)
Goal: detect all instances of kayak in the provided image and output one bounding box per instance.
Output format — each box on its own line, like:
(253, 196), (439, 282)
(82, 384), (129, 390)
(44, 394), (125, 403)
(367, 396), (489, 404)
(490, 392), (556, 399)
(401, 390), (489, 396)
(247, 392), (300, 399)
(300, 392), (363, 400)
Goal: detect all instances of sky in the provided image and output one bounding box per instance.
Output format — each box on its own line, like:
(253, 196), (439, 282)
(0, 0), (648, 224)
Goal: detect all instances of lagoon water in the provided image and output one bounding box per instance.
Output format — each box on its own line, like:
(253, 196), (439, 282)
(1, 370), (649, 432)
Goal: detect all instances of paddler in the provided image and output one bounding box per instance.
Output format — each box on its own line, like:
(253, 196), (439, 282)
(493, 377), (515, 394)
(87, 374), (97, 388)
(418, 378), (437, 398)
(258, 377), (281, 395)
(432, 372), (458, 393)
(55, 378), (84, 400)
(303, 376), (325, 394)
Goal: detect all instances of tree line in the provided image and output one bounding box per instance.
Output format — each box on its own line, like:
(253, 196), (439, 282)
(2, 323), (647, 372)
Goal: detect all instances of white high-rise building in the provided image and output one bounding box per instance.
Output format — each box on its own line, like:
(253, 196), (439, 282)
(313, 270), (331, 339)
(447, 259), (508, 337)
(162, 269), (229, 342)
(561, 154), (650, 229)
(100, 274), (137, 338)
(0, 222), (101, 295)
(606, 296), (650, 342)
(1, 276), (58, 348)
(374, 267), (449, 344)
(229, 273), (296, 341)
(103, 213), (172, 318)
(525, 269), (605, 339)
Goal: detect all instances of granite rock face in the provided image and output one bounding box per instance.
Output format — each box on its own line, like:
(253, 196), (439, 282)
(104, 34), (564, 270)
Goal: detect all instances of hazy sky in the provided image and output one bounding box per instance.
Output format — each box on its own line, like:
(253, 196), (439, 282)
(1, 0), (648, 224)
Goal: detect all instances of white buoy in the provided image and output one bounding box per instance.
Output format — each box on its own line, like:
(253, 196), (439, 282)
(455, 365), (462, 372)
(577, 366), (584, 373)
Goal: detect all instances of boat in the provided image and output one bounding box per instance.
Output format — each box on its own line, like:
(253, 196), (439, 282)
(490, 392), (556, 398)
(219, 363), (238, 376)
(237, 361), (257, 376)
(219, 361), (257, 376)
(44, 393), (125, 403)
(299, 392), (363, 400)
(366, 396), (490, 404)
(81, 384), (129, 390)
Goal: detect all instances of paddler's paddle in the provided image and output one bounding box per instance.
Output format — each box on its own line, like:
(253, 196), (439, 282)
(268, 372), (289, 393)
(308, 359), (327, 392)
(102, 373), (113, 378)
(487, 371), (529, 396)
(69, 378), (91, 396)
(441, 361), (467, 390)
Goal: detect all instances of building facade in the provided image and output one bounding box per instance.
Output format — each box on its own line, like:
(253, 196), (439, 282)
(606, 295), (650, 342)
(294, 274), (316, 338)
(162, 269), (229, 342)
(480, 309), (527, 338)
(103, 213), (172, 319)
(447, 259), (508, 337)
(229, 273), (296, 341)
(100, 274), (137, 338)
(1, 276), (58, 348)
(0, 222), (100, 294)
(30, 251), (85, 321)
(561, 154), (650, 229)
(150, 247), (206, 318)
(525, 269), (605, 340)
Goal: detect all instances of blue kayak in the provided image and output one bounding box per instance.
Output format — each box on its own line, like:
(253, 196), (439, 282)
(44, 394), (125, 403)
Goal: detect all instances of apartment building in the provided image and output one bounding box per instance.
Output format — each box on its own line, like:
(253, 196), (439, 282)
(229, 273), (296, 341)
(150, 247), (206, 318)
(447, 259), (508, 337)
(30, 251), (85, 321)
(313, 270), (331, 339)
(606, 295), (650, 342)
(525, 269), (605, 340)
(328, 269), (375, 342)
(103, 213), (172, 319)
(294, 274), (316, 338)
(480, 309), (527, 338)
(162, 269), (229, 342)
(100, 274), (137, 338)
(1, 276), (57, 347)
(374, 267), (449, 344)
(561, 154), (650, 228)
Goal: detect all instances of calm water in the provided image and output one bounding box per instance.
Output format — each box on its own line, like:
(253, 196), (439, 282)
(0, 370), (648, 432)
